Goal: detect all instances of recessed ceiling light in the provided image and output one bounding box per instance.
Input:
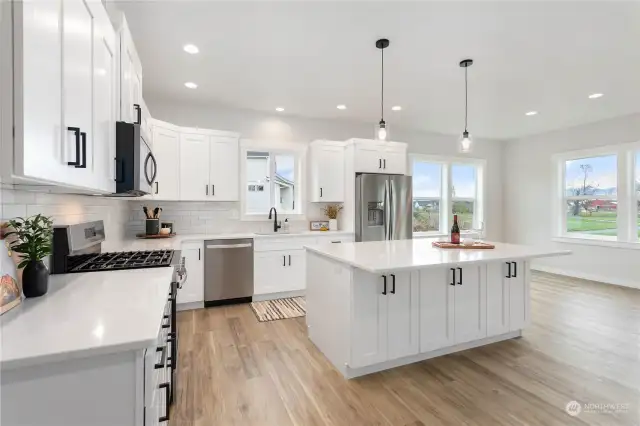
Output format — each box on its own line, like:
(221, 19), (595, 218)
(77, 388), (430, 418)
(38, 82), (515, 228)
(275, 107), (284, 112)
(392, 106), (402, 111)
(184, 82), (198, 89)
(525, 111), (538, 116)
(588, 93), (603, 99)
(336, 105), (347, 110)
(183, 44), (199, 54)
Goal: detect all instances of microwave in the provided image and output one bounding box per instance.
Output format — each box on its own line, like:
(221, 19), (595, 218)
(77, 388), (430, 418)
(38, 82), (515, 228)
(113, 121), (157, 196)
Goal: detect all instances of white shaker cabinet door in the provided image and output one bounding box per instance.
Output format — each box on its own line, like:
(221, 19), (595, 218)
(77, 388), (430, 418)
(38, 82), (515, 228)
(151, 126), (180, 199)
(381, 146), (407, 175)
(486, 262), (511, 337)
(419, 268), (455, 352)
(354, 144), (384, 174)
(282, 250), (305, 292)
(311, 144), (345, 202)
(254, 251), (287, 295)
(178, 242), (204, 305)
(386, 271), (419, 360)
(179, 133), (210, 201)
(91, 4), (117, 192)
(350, 270), (388, 368)
(209, 136), (239, 201)
(453, 265), (486, 345)
(62, 0), (94, 181)
(508, 261), (529, 331)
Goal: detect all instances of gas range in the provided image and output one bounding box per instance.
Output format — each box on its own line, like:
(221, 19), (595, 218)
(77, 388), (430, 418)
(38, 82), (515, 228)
(64, 249), (176, 273)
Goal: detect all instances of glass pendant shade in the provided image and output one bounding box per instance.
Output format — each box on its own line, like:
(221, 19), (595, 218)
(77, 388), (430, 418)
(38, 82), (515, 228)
(458, 131), (473, 153)
(376, 120), (388, 141)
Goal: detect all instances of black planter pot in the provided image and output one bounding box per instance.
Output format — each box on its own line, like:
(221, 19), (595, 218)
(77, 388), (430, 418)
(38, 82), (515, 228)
(22, 260), (49, 298)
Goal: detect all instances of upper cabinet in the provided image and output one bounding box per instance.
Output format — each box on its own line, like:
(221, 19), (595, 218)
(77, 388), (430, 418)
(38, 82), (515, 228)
(350, 139), (408, 175)
(9, 0), (117, 193)
(115, 15), (143, 124)
(308, 140), (346, 202)
(151, 122), (180, 200)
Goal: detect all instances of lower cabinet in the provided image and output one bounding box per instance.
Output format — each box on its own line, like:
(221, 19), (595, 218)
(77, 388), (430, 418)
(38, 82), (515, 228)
(487, 260), (529, 336)
(350, 270), (419, 368)
(254, 249), (305, 295)
(452, 265), (486, 344)
(177, 241), (204, 305)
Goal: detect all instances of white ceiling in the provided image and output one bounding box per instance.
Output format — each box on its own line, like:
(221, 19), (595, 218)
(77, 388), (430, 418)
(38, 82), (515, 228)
(117, 1), (640, 140)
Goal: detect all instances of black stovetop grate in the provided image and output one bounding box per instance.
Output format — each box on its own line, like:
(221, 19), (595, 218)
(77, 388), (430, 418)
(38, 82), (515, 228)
(66, 250), (175, 273)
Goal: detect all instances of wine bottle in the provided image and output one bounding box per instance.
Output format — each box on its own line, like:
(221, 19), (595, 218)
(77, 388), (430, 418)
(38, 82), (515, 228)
(451, 214), (460, 244)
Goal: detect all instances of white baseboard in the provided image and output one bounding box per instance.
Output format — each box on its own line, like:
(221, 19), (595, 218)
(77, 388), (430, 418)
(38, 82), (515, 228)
(532, 265), (640, 290)
(343, 330), (522, 379)
(252, 290), (305, 302)
(177, 301), (204, 312)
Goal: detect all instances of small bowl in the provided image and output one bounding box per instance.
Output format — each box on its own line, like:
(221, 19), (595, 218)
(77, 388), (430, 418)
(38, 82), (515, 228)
(462, 238), (475, 246)
(159, 228), (171, 235)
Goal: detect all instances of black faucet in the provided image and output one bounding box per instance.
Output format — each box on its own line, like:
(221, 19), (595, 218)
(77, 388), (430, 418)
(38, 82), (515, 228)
(268, 207), (281, 232)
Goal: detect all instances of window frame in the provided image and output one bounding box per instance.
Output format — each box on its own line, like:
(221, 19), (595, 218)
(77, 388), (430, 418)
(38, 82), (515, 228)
(240, 140), (306, 221)
(409, 154), (486, 238)
(552, 142), (640, 245)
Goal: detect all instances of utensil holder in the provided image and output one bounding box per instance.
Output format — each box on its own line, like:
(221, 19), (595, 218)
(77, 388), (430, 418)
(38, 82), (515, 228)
(146, 219), (160, 235)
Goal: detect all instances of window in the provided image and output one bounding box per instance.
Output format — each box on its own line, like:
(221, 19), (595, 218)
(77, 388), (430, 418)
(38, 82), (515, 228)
(411, 155), (484, 236)
(563, 155), (617, 238)
(554, 144), (640, 245)
(242, 144), (304, 218)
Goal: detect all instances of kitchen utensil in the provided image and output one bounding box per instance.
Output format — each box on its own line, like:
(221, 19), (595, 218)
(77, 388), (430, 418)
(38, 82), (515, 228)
(153, 207), (160, 219)
(143, 206), (150, 219)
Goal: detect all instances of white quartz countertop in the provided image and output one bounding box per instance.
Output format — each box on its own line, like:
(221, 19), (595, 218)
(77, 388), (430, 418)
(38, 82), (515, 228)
(0, 268), (173, 370)
(111, 231), (354, 251)
(305, 239), (571, 273)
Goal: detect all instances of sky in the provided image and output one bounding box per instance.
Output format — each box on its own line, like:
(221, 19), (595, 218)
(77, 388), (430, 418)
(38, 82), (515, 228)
(275, 155), (295, 181)
(412, 161), (476, 198)
(565, 154), (617, 195)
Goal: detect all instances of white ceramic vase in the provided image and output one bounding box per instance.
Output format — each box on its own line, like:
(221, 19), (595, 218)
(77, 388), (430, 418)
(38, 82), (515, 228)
(329, 219), (338, 231)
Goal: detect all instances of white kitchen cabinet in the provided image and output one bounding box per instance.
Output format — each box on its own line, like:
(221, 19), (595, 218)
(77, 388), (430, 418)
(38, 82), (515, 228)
(151, 125), (180, 200)
(254, 249), (304, 295)
(140, 98), (153, 142)
(309, 141), (345, 202)
(179, 133), (210, 201)
(117, 15), (143, 124)
(486, 260), (530, 336)
(350, 271), (388, 368)
(453, 265), (486, 344)
(9, 0), (118, 192)
(209, 136), (239, 201)
(386, 271), (420, 360)
(178, 241), (204, 305)
(419, 268), (455, 352)
(351, 139), (408, 175)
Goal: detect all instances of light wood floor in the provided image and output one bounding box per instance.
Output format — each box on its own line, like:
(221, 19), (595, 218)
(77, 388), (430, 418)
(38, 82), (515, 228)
(170, 272), (640, 426)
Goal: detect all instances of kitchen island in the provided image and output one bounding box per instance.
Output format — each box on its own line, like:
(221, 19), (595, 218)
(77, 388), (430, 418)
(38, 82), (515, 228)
(305, 239), (570, 378)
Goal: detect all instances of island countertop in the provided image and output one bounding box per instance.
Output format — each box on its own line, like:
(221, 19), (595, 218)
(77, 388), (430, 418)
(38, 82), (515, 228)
(304, 239), (570, 273)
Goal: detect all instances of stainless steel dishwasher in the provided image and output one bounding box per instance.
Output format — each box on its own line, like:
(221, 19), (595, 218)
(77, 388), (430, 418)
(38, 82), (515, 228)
(204, 238), (254, 307)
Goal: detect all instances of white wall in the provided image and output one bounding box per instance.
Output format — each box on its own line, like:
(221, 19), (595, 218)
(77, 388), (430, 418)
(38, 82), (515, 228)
(504, 113), (640, 289)
(146, 95), (506, 240)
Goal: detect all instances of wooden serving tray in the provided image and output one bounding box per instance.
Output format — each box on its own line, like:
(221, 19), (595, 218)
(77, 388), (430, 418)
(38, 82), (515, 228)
(432, 241), (495, 249)
(135, 233), (176, 239)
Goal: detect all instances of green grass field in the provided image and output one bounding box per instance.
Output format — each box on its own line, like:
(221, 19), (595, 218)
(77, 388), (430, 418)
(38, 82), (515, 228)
(566, 211), (640, 236)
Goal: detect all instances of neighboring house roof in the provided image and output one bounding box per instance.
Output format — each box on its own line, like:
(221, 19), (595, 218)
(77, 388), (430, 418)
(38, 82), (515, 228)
(262, 175), (294, 188)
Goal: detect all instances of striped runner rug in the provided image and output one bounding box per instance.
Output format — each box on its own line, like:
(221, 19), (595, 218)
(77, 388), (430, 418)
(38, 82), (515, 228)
(250, 297), (306, 322)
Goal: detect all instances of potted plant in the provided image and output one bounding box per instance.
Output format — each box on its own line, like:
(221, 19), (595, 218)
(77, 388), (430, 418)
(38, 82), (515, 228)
(322, 204), (343, 231)
(5, 214), (53, 298)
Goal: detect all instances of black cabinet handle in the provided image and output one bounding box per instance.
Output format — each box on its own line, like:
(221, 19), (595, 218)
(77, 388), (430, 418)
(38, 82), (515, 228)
(390, 274), (396, 294)
(159, 382), (170, 422)
(114, 158), (124, 183)
(206, 184), (208, 195)
(283, 255), (286, 267)
(134, 103), (141, 125)
(457, 267), (462, 285)
(212, 184), (215, 196)
(512, 262), (517, 278)
(383, 159), (386, 169)
(155, 181), (159, 194)
(67, 127), (81, 166)
(320, 187), (323, 198)
(288, 254), (291, 266)
(382, 275), (387, 295)
(198, 248), (201, 261)
(77, 132), (87, 168)
(506, 262), (512, 278)
(379, 159), (382, 169)
(450, 268), (456, 286)
(154, 346), (167, 369)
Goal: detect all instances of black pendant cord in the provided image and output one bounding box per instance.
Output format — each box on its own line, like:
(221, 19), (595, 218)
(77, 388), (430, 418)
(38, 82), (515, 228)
(381, 47), (384, 122)
(464, 65), (468, 133)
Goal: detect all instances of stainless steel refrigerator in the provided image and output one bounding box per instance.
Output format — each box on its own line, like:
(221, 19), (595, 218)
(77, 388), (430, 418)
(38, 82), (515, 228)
(355, 174), (413, 242)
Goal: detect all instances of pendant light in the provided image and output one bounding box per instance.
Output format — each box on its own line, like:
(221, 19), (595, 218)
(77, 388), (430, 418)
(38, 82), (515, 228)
(458, 59), (474, 153)
(376, 39), (390, 141)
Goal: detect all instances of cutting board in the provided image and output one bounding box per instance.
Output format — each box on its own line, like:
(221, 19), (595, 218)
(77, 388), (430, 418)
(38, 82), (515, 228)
(432, 241), (495, 249)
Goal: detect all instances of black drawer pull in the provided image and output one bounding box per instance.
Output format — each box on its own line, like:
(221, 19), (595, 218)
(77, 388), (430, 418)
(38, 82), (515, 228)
(159, 382), (170, 422)
(506, 262), (512, 278)
(154, 346), (167, 369)
(457, 267), (462, 285)
(77, 131), (87, 168)
(450, 268), (456, 286)
(382, 275), (387, 295)
(390, 274), (396, 294)
(512, 261), (517, 278)
(67, 127), (81, 166)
